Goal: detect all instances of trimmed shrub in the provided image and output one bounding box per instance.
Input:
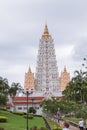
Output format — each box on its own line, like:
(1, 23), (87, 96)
(28, 107), (36, 114)
(30, 126), (48, 130)
(57, 126), (62, 130)
(30, 126), (37, 130)
(0, 108), (7, 111)
(0, 116), (7, 122)
(12, 111), (24, 116)
(34, 115), (42, 117)
(24, 113), (33, 119)
(0, 128), (4, 130)
(40, 127), (48, 130)
(52, 125), (62, 130)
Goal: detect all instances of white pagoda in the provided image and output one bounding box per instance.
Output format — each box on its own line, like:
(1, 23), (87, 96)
(35, 24), (59, 92)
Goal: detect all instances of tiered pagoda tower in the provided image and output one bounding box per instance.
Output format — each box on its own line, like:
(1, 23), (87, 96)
(60, 66), (70, 91)
(24, 67), (35, 90)
(35, 24), (59, 91)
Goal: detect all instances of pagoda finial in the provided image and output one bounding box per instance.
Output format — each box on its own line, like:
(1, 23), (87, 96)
(64, 66), (67, 72)
(44, 23), (49, 35)
(28, 66), (31, 73)
(42, 23), (51, 38)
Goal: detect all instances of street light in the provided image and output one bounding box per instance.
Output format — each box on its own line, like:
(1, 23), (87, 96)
(57, 108), (60, 124)
(22, 88), (33, 130)
(31, 98), (34, 107)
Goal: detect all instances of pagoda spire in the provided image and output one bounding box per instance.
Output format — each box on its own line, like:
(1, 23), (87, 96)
(28, 66), (31, 73)
(44, 23), (49, 35)
(42, 23), (51, 38)
(64, 66), (67, 72)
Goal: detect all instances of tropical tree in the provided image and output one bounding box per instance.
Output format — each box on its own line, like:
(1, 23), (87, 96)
(9, 82), (22, 98)
(0, 94), (8, 106)
(74, 70), (87, 102)
(0, 77), (9, 95)
(63, 70), (87, 103)
(8, 82), (22, 111)
(0, 77), (10, 106)
(40, 98), (81, 117)
(62, 79), (75, 101)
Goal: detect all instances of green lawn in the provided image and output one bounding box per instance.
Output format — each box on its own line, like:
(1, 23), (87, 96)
(0, 110), (45, 130)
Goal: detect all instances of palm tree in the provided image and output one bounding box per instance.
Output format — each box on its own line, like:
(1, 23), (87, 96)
(9, 82), (23, 111)
(0, 77), (10, 106)
(0, 77), (9, 95)
(9, 82), (22, 98)
(63, 78), (75, 101)
(74, 70), (87, 103)
(63, 69), (87, 103)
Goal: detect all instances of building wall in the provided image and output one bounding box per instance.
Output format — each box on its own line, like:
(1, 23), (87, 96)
(14, 104), (41, 114)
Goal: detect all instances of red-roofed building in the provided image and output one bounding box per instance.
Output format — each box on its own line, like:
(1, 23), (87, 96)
(7, 94), (45, 115)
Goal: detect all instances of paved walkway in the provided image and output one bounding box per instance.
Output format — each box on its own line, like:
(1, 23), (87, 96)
(60, 121), (79, 130)
(51, 118), (79, 130)
(69, 125), (79, 130)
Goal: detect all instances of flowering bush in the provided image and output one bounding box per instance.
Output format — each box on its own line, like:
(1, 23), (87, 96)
(52, 125), (62, 130)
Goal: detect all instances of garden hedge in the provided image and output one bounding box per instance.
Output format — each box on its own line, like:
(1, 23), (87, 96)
(0, 116), (7, 122)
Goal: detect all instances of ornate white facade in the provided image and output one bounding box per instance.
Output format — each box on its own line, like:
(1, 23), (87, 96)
(35, 24), (59, 92)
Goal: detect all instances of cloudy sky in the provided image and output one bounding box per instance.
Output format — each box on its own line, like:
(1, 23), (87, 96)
(0, 0), (87, 87)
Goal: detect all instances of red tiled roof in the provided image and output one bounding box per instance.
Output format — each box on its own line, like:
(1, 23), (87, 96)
(14, 101), (41, 105)
(14, 96), (44, 101)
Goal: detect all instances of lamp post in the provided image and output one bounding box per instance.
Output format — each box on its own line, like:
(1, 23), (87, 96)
(22, 89), (33, 130)
(26, 90), (29, 130)
(31, 98), (34, 107)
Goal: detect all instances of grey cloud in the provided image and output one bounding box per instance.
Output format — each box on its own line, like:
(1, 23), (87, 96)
(0, 44), (37, 64)
(0, 0), (87, 85)
(72, 38), (87, 62)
